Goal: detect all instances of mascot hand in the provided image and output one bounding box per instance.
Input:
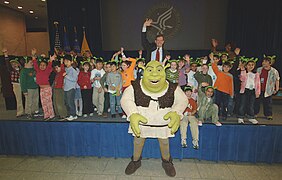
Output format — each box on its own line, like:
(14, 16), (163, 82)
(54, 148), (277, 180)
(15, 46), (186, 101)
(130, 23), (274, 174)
(129, 113), (148, 137)
(164, 111), (181, 135)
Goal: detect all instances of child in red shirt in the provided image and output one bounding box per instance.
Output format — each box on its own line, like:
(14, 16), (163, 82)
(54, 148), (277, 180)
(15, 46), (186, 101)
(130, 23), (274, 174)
(32, 49), (55, 120)
(78, 62), (93, 117)
(180, 86), (199, 149)
(53, 59), (67, 119)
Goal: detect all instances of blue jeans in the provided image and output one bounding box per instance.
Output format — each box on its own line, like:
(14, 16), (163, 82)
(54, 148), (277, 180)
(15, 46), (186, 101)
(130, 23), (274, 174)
(64, 88), (76, 116)
(109, 94), (122, 115)
(215, 90), (229, 119)
(238, 89), (255, 119)
(254, 91), (272, 117)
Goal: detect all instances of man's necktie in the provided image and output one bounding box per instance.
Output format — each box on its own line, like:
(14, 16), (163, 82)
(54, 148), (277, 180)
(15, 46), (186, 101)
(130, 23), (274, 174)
(156, 48), (160, 61)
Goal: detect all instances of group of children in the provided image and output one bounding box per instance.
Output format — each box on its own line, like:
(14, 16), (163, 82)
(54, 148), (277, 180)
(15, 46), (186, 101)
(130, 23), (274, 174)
(7, 45), (280, 149)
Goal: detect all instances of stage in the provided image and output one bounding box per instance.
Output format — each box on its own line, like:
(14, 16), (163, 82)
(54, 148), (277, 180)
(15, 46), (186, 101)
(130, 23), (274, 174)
(0, 94), (282, 164)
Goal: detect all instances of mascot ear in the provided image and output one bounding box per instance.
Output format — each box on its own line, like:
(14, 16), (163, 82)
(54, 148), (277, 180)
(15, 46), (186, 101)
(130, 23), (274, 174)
(138, 64), (145, 70)
(164, 63), (170, 69)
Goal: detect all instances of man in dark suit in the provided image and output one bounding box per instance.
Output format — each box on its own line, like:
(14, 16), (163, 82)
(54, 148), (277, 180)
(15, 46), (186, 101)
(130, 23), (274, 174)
(141, 19), (169, 65)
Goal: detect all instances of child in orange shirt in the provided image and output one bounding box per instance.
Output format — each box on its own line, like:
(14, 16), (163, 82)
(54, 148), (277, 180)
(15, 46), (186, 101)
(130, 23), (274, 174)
(120, 57), (136, 92)
(211, 54), (233, 121)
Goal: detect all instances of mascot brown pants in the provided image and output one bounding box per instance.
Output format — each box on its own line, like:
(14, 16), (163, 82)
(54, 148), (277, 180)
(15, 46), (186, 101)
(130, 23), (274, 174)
(133, 137), (170, 161)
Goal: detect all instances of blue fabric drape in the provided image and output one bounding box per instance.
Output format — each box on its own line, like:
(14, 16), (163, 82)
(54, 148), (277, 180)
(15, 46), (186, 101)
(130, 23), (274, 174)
(0, 121), (281, 163)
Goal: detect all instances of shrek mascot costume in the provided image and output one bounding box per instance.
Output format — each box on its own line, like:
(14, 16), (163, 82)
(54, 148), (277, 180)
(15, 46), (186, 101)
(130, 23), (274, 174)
(121, 61), (187, 177)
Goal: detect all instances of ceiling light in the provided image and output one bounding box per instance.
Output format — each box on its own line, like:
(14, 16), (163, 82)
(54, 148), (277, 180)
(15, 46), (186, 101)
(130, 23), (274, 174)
(17, 6), (23, 9)
(29, 10), (34, 14)
(4, 1), (9, 4)
(41, 0), (46, 2)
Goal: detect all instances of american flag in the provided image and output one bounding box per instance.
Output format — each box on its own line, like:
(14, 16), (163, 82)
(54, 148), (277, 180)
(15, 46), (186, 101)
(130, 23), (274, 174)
(54, 22), (61, 49)
(73, 26), (81, 53)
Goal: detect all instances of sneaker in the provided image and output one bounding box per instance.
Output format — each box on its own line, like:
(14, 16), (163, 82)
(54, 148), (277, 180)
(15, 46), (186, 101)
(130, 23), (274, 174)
(162, 157), (176, 177)
(248, 118), (258, 124)
(66, 115), (77, 121)
(94, 108), (98, 112)
(198, 121), (203, 126)
(89, 113), (94, 117)
(122, 115), (127, 119)
(267, 116), (273, 120)
(33, 111), (41, 117)
(181, 139), (187, 148)
(98, 112), (102, 116)
(27, 114), (33, 119)
(125, 156), (142, 175)
(83, 114), (88, 118)
(66, 116), (74, 121)
(238, 118), (244, 124)
(192, 140), (199, 150)
(215, 121), (222, 127)
(44, 116), (55, 121)
(77, 112), (82, 117)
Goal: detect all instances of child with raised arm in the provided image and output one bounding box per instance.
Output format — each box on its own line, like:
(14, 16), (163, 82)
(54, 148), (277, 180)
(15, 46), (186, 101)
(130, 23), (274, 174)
(178, 54), (190, 90)
(212, 55), (233, 121)
(107, 61), (123, 118)
(238, 58), (260, 124)
(180, 86), (199, 149)
(10, 58), (24, 117)
(32, 49), (55, 120)
(120, 56), (136, 92)
(20, 56), (39, 119)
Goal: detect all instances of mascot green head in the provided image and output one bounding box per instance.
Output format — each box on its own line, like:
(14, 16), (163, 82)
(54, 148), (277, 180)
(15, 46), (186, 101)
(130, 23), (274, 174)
(141, 61), (168, 93)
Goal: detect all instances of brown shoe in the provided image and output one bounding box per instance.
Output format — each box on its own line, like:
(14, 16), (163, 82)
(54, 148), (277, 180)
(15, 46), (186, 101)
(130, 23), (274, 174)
(162, 157), (176, 177)
(125, 156), (141, 175)
(102, 113), (108, 118)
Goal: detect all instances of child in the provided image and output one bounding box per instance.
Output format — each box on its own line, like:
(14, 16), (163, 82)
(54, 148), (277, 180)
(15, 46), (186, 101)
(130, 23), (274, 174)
(238, 58), (260, 124)
(194, 63), (213, 103)
(10, 58), (24, 117)
(194, 64), (213, 88)
(180, 86), (199, 149)
(106, 61), (123, 118)
(20, 57), (39, 119)
(32, 49), (55, 120)
(212, 55), (233, 121)
(186, 60), (199, 100)
(78, 62), (93, 117)
(255, 55), (280, 120)
(198, 83), (222, 126)
(120, 57), (136, 92)
(73, 61), (83, 117)
(178, 54), (190, 90)
(91, 58), (105, 116)
(63, 55), (78, 121)
(135, 58), (145, 80)
(53, 59), (67, 119)
(100, 62), (112, 117)
(166, 60), (179, 83)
